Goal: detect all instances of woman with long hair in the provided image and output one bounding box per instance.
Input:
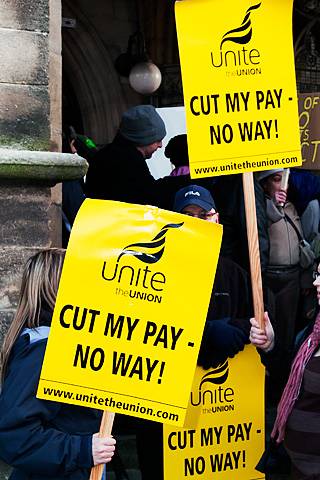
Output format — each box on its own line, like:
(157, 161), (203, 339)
(0, 248), (116, 480)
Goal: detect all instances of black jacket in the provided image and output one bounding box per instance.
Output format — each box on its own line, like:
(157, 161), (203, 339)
(209, 256), (252, 328)
(85, 134), (158, 206)
(85, 134), (214, 210)
(0, 315), (102, 480)
(198, 256), (252, 368)
(136, 256), (253, 480)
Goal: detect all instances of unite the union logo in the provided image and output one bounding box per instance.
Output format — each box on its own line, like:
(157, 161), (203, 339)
(210, 3), (262, 75)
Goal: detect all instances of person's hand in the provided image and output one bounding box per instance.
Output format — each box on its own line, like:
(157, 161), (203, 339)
(92, 434), (116, 466)
(249, 312), (274, 352)
(274, 190), (287, 206)
(198, 319), (247, 369)
(205, 208), (219, 223)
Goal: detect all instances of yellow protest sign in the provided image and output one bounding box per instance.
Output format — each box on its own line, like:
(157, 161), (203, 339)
(175, 0), (302, 178)
(164, 346), (265, 479)
(298, 93), (320, 169)
(37, 199), (222, 426)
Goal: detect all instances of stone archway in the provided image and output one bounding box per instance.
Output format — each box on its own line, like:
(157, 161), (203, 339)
(62, 1), (129, 144)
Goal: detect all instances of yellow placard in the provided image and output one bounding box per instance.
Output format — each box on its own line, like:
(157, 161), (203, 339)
(164, 346), (265, 479)
(37, 199), (222, 426)
(175, 0), (302, 178)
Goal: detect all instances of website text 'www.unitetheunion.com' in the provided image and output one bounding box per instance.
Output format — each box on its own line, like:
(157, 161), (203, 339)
(42, 386), (180, 422)
(193, 155), (299, 176)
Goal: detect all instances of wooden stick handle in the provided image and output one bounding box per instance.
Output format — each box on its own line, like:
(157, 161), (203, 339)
(242, 172), (265, 330)
(279, 168), (290, 207)
(89, 411), (115, 480)
(280, 168), (290, 192)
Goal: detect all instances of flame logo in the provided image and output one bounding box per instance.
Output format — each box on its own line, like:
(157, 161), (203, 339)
(200, 360), (229, 388)
(117, 222), (184, 264)
(220, 2), (261, 49)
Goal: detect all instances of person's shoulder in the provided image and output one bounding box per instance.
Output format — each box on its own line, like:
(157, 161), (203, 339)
(3, 331), (49, 391)
(10, 329), (49, 366)
(97, 138), (142, 163)
(93, 142), (113, 160)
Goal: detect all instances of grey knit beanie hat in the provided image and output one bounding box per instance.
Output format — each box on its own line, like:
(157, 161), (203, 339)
(119, 105), (166, 146)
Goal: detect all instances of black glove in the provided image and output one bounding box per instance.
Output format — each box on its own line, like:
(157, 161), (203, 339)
(198, 318), (247, 369)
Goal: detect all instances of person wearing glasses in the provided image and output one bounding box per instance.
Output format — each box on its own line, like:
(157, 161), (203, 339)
(136, 184), (274, 480)
(172, 184), (274, 367)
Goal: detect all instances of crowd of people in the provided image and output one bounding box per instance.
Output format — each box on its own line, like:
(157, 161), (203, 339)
(1, 104), (320, 479)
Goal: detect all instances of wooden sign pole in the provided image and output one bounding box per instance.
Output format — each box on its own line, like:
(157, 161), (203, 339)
(242, 172), (265, 330)
(90, 411), (115, 480)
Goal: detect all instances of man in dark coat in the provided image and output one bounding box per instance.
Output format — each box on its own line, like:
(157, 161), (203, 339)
(135, 185), (273, 480)
(85, 105), (201, 209)
(85, 105), (167, 206)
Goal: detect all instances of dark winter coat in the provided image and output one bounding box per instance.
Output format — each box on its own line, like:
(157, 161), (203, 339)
(136, 256), (253, 480)
(84, 133), (213, 210)
(0, 313), (102, 480)
(85, 133), (158, 205)
(197, 256), (251, 368)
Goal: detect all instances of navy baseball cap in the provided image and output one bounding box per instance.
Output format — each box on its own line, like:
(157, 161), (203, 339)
(173, 185), (216, 212)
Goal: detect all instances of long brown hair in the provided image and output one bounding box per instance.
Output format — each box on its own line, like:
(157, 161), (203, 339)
(1, 248), (65, 382)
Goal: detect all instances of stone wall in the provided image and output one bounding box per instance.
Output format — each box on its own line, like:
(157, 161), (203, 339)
(0, 185), (53, 342)
(0, 0), (57, 344)
(0, 0), (51, 150)
(0, 1), (87, 346)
